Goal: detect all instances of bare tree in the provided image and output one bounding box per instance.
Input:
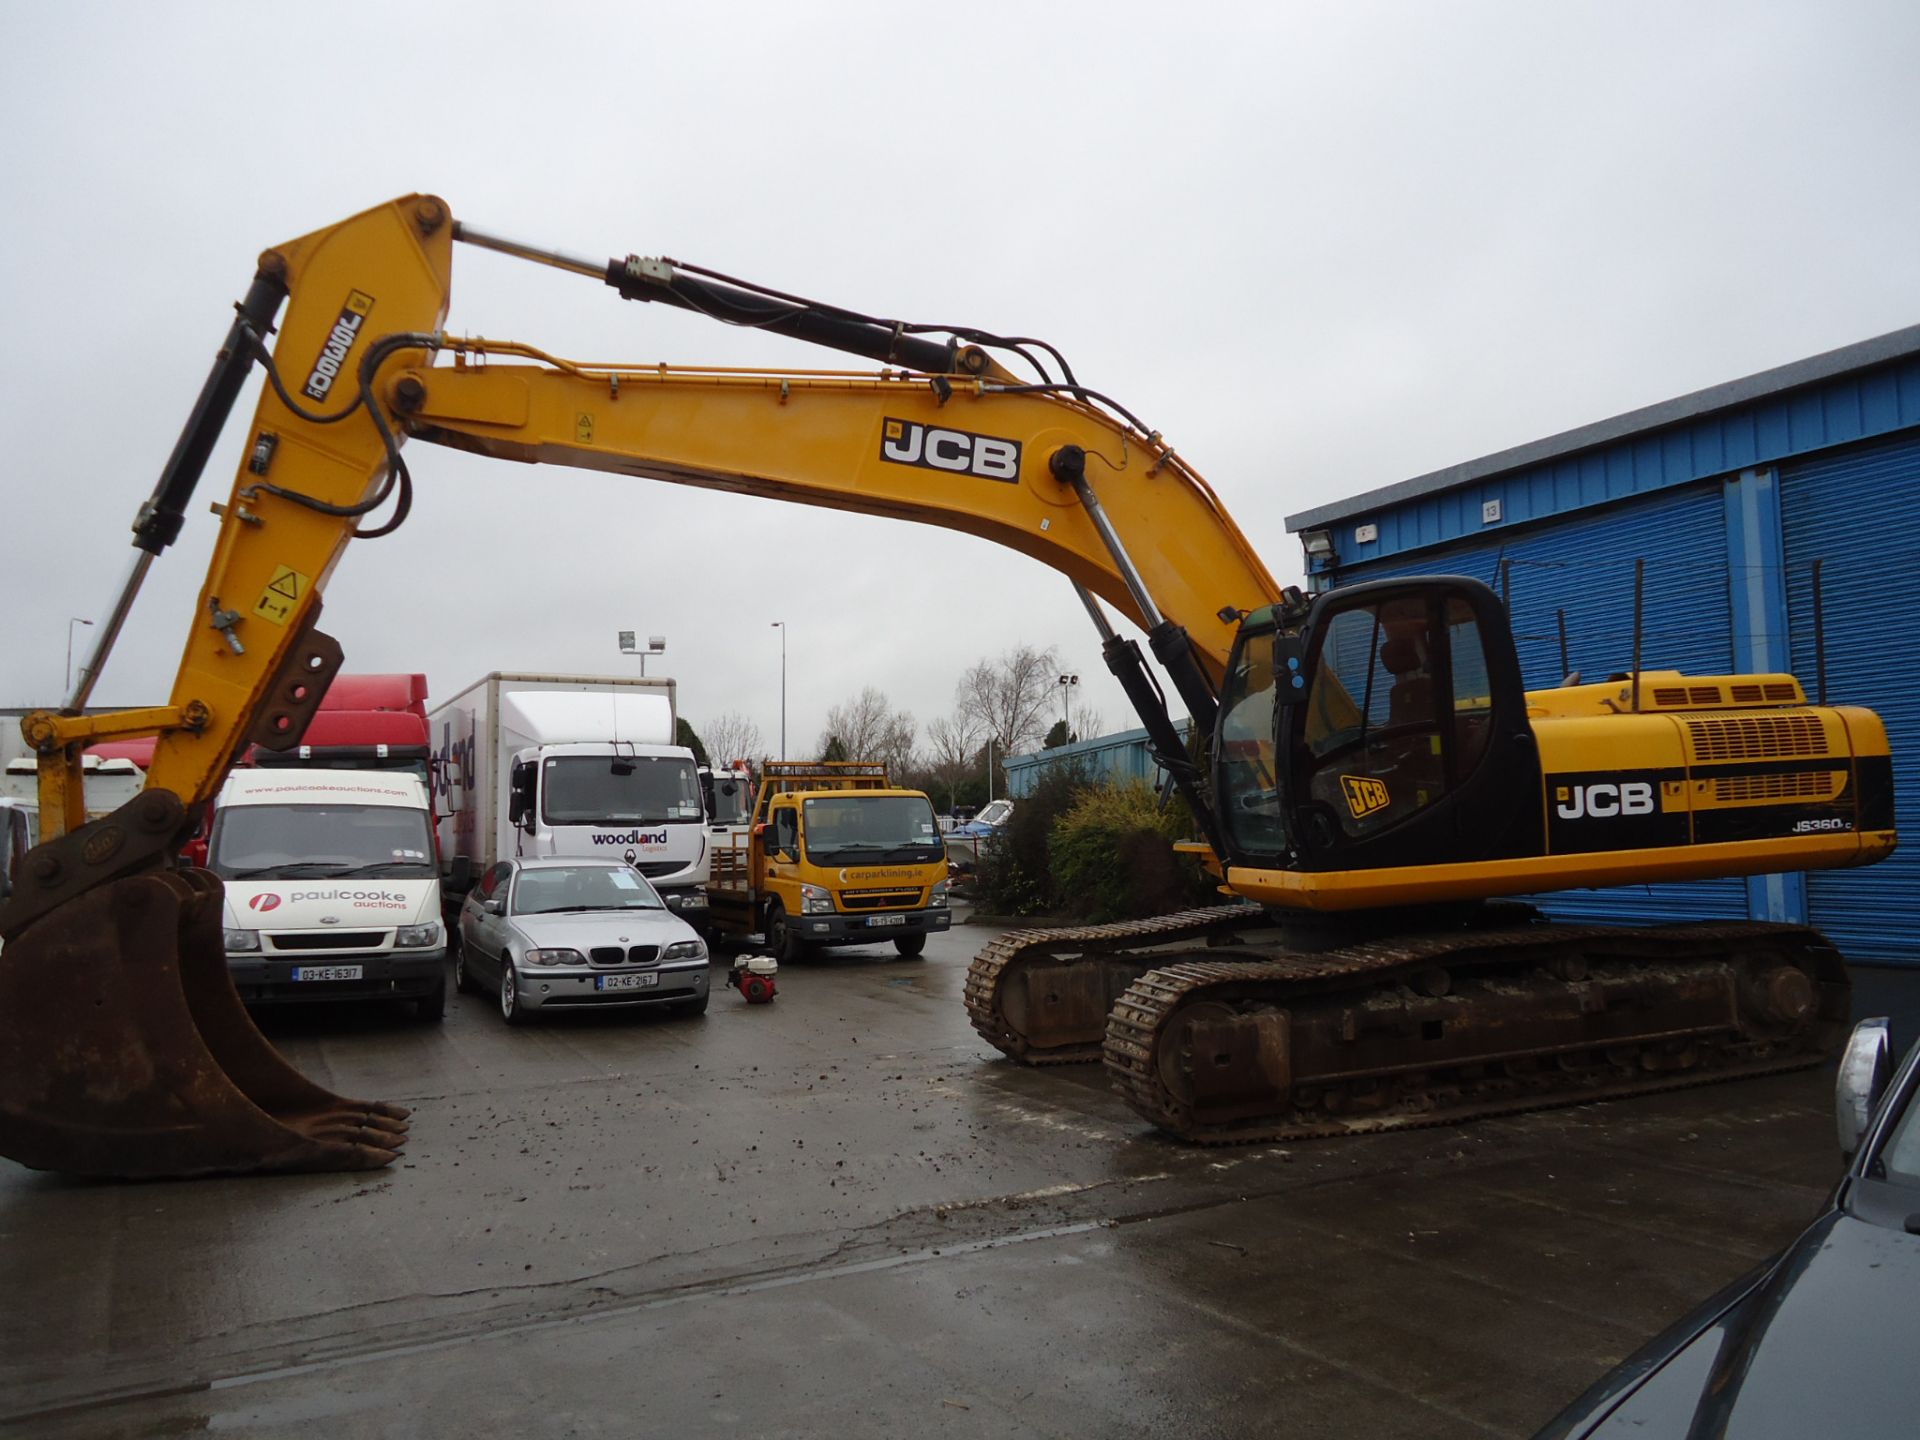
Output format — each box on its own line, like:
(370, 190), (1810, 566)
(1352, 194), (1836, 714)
(954, 644), (1060, 757)
(922, 713), (982, 810)
(818, 687), (916, 774)
(701, 711), (764, 768)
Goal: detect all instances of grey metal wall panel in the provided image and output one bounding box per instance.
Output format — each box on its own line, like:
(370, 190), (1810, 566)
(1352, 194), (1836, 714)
(1781, 435), (1920, 964)
(1341, 482), (1749, 925)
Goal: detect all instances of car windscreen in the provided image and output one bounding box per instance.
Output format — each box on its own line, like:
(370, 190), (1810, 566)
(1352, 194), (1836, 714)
(209, 803), (435, 879)
(974, 799), (1013, 828)
(542, 756), (702, 826)
(1875, 1073), (1920, 1188)
(510, 865), (664, 915)
(802, 795), (943, 864)
(711, 776), (753, 825)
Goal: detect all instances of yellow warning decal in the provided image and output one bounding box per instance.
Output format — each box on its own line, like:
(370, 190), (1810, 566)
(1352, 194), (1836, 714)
(1340, 774), (1390, 819)
(575, 412), (594, 444)
(252, 564), (311, 626)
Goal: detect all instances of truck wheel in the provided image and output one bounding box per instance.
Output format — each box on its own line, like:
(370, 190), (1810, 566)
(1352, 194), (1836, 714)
(499, 958), (530, 1026)
(414, 969), (448, 1023)
(893, 933), (927, 959)
(765, 903), (805, 965)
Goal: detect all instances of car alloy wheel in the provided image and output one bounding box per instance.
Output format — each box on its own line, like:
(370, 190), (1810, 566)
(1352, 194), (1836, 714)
(500, 958), (529, 1026)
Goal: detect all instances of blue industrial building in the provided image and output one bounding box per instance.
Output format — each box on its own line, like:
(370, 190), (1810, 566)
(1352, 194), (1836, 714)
(1004, 720), (1194, 799)
(1286, 323), (1920, 963)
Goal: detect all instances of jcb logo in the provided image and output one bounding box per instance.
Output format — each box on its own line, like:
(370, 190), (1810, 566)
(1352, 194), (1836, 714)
(1555, 782), (1654, 819)
(301, 290), (375, 401)
(880, 418), (1021, 482)
(1341, 775), (1390, 819)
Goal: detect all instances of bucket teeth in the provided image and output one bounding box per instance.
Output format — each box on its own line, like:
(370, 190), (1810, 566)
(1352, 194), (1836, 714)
(0, 866), (413, 1179)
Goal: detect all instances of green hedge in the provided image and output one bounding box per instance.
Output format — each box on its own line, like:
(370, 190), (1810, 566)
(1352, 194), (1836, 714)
(972, 767), (1084, 917)
(1049, 780), (1214, 922)
(971, 771), (1215, 922)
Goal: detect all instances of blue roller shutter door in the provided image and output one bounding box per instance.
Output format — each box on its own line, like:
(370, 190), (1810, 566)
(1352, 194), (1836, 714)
(1781, 435), (1920, 964)
(1340, 481), (1749, 925)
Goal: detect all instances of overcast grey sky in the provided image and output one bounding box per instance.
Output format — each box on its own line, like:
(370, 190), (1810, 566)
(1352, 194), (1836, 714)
(4, 2), (1918, 762)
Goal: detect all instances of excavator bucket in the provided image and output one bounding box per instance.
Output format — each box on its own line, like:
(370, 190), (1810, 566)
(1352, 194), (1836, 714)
(0, 866), (409, 1179)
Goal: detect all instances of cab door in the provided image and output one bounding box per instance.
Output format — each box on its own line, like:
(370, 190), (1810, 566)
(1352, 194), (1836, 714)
(758, 800), (802, 901)
(1284, 577), (1542, 873)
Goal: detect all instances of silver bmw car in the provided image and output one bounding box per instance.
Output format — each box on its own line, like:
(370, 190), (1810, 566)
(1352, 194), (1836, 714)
(455, 858), (711, 1024)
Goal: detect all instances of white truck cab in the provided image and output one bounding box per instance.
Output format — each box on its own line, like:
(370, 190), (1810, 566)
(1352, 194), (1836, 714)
(209, 770), (447, 1020)
(433, 677), (710, 925)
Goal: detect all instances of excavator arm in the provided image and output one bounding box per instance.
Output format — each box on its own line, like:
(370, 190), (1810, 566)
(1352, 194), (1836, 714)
(62, 194), (1279, 828)
(0, 193), (1279, 1178)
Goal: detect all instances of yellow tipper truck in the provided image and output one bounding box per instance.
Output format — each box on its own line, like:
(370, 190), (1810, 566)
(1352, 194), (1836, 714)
(706, 763), (951, 961)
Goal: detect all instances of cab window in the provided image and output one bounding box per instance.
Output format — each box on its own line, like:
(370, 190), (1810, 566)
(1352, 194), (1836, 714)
(1300, 595), (1451, 840)
(1216, 626), (1286, 855)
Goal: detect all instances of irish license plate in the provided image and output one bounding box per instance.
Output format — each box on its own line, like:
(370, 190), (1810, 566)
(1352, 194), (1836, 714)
(291, 965), (364, 982)
(865, 914), (907, 927)
(597, 972), (660, 991)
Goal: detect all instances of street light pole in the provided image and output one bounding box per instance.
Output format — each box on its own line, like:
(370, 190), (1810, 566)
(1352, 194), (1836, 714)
(66, 617), (94, 700)
(1057, 672), (1079, 736)
(618, 631), (666, 676)
(986, 734), (994, 803)
(770, 621), (786, 759)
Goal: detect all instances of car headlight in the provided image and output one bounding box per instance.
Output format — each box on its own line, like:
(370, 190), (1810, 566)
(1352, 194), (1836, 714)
(224, 927), (261, 952)
(525, 947), (583, 967)
(800, 882), (834, 915)
(395, 922), (442, 948)
(662, 938), (708, 962)
(929, 880), (949, 908)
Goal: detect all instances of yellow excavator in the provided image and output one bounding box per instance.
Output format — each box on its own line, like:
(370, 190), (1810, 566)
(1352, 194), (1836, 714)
(0, 194), (1894, 1176)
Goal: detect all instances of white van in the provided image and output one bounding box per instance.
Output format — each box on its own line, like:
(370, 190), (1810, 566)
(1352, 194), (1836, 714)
(209, 770), (447, 1021)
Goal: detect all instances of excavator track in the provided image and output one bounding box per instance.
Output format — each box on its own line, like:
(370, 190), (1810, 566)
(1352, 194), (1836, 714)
(963, 903), (1266, 1064)
(1103, 920), (1851, 1145)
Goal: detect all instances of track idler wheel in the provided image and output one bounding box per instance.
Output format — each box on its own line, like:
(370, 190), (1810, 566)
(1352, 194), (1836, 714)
(1155, 1001), (1293, 1125)
(0, 867), (410, 1179)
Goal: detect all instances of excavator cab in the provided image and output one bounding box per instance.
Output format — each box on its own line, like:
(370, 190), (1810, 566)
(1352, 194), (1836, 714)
(1214, 576), (1543, 880)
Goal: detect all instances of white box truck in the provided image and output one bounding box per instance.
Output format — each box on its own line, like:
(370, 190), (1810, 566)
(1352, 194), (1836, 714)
(429, 674), (710, 924)
(209, 770), (448, 1020)
(2, 755), (146, 841)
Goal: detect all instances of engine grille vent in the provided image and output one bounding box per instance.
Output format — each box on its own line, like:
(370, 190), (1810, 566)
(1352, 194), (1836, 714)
(1727, 682), (1803, 704)
(840, 889), (921, 911)
(1713, 770), (1840, 803)
(268, 932), (386, 951)
(589, 944), (660, 967)
(1687, 713), (1830, 761)
(1654, 685), (1725, 707)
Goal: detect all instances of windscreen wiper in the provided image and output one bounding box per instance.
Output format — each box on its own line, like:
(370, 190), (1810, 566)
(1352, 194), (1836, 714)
(225, 862), (351, 878)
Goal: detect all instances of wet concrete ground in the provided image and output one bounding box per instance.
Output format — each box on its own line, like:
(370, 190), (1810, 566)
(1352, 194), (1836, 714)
(1, 913), (1909, 1438)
